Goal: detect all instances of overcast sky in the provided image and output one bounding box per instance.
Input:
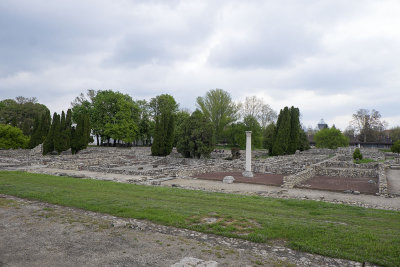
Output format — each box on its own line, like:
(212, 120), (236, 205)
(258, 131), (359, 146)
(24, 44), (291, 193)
(1, 0), (399, 130)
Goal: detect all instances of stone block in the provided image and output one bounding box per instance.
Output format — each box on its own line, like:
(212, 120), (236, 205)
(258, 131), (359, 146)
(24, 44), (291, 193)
(223, 176), (235, 184)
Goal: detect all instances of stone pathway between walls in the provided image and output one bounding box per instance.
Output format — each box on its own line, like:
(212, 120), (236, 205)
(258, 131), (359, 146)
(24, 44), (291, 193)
(386, 168), (400, 195)
(0, 195), (377, 267)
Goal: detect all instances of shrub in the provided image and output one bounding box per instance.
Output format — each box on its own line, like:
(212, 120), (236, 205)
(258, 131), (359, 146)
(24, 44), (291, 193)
(353, 148), (363, 160)
(391, 140), (400, 154)
(314, 128), (349, 149)
(0, 124), (29, 149)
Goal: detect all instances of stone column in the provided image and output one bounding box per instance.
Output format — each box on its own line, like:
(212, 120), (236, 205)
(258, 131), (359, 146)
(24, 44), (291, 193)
(242, 131), (253, 177)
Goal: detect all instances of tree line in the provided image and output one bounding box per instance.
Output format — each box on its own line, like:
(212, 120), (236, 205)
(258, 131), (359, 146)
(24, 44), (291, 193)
(6, 89), (397, 156)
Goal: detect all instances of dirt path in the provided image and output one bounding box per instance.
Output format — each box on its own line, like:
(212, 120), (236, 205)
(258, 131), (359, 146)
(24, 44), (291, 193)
(386, 168), (400, 195)
(162, 178), (400, 211)
(0, 195), (365, 267)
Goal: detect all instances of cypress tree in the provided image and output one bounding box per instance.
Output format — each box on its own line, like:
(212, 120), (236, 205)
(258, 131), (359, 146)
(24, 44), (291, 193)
(41, 110), (51, 142)
(53, 113), (62, 154)
(28, 115), (41, 148)
(151, 94), (177, 156)
(271, 107), (291, 156)
(43, 112), (57, 155)
(70, 114), (90, 154)
(65, 109), (72, 150)
(288, 106), (300, 154)
(59, 111), (67, 151)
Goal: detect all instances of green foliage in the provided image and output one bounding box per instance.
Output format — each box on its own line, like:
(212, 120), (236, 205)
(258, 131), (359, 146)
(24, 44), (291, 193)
(63, 109), (72, 150)
(270, 106), (308, 155)
(271, 107), (291, 155)
(136, 100), (154, 146)
(243, 115), (263, 149)
(263, 123), (276, 151)
(391, 140), (400, 154)
(298, 128), (310, 151)
(28, 115), (40, 148)
(71, 114), (91, 154)
(196, 89), (239, 142)
(390, 127), (400, 142)
(176, 110), (215, 158)
(42, 113), (58, 155)
(89, 90), (139, 145)
(353, 148), (363, 160)
(288, 107), (300, 154)
(173, 109), (191, 147)
(0, 97), (49, 136)
(52, 113), (62, 153)
(28, 110), (51, 149)
(0, 124), (29, 149)
(223, 122), (246, 149)
(314, 128), (349, 149)
(354, 158), (376, 164)
(1, 171), (400, 267)
(150, 94), (178, 156)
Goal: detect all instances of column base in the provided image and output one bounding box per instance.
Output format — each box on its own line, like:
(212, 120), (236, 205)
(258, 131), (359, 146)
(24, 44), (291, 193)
(242, 171), (253, 177)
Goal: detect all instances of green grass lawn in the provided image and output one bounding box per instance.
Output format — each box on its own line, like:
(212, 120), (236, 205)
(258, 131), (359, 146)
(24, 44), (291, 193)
(0, 171), (399, 266)
(353, 158), (376, 164)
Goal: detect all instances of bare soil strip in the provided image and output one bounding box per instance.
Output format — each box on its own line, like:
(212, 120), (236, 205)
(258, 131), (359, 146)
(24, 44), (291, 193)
(0, 195), (366, 267)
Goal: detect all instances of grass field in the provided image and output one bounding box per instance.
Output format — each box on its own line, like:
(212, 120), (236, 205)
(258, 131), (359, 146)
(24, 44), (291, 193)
(0, 171), (399, 266)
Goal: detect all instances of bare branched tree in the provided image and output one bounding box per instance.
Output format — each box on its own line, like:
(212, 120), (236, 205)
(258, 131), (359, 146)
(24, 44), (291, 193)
(350, 109), (387, 142)
(241, 96), (277, 128)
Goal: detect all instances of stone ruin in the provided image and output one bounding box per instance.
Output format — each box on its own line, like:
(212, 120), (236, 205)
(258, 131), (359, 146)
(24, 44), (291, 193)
(0, 145), (396, 196)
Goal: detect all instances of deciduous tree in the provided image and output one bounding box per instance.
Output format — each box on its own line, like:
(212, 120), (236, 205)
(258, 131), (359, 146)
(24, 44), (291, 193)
(350, 109), (387, 142)
(196, 89), (239, 142)
(314, 128), (349, 149)
(0, 97), (49, 136)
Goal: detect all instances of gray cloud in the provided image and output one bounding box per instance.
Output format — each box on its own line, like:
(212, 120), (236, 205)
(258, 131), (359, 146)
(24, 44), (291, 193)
(0, 0), (399, 130)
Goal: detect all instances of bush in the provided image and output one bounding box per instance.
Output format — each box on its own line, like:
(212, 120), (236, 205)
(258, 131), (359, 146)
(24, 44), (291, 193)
(0, 124), (29, 149)
(353, 148), (363, 160)
(314, 128), (349, 149)
(391, 140), (400, 154)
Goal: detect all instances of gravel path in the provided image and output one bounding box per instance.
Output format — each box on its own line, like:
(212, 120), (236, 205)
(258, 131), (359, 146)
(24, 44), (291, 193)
(0, 195), (372, 267)
(162, 178), (400, 211)
(386, 168), (400, 195)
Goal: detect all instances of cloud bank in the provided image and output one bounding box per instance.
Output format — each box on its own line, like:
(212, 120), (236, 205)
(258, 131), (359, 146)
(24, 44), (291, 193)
(1, 0), (399, 130)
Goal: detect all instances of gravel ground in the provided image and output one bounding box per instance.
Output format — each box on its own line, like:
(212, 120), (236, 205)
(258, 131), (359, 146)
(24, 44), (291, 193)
(386, 168), (400, 195)
(0, 195), (372, 267)
(162, 178), (400, 211)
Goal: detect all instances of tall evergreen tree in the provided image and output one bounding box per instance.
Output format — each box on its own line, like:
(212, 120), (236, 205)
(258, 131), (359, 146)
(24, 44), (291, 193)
(71, 114), (91, 154)
(43, 112), (57, 155)
(53, 113), (62, 154)
(177, 110), (215, 158)
(271, 107), (291, 155)
(28, 115), (41, 148)
(64, 109), (72, 150)
(40, 110), (51, 142)
(288, 106), (300, 154)
(150, 94), (178, 156)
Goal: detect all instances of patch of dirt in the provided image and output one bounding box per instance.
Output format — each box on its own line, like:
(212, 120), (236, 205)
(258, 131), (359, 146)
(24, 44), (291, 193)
(0, 195), (364, 267)
(296, 176), (379, 194)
